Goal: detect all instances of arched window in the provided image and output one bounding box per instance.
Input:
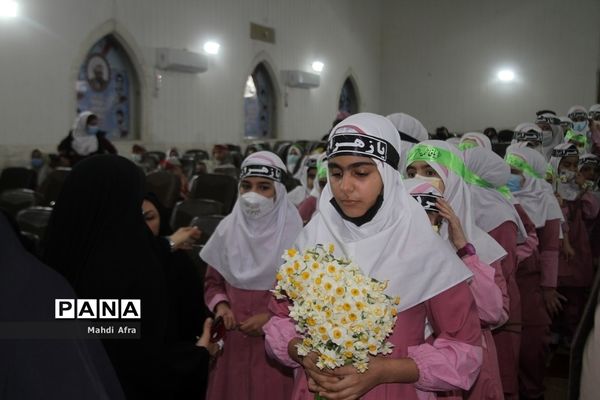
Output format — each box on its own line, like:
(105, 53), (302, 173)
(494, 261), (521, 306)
(244, 63), (276, 139)
(338, 77), (359, 115)
(76, 35), (139, 139)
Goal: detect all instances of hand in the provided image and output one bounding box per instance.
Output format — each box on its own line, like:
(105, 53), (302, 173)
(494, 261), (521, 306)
(436, 198), (468, 250)
(169, 226), (201, 251)
(239, 313), (270, 336)
(316, 356), (418, 400)
(314, 358), (385, 400)
(215, 302), (237, 330)
(195, 318), (221, 357)
(563, 239), (576, 262)
(542, 287), (566, 317)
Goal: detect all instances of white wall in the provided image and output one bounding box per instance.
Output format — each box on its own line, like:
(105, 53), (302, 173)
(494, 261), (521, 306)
(0, 0), (383, 166)
(2, 0), (600, 168)
(380, 0), (600, 134)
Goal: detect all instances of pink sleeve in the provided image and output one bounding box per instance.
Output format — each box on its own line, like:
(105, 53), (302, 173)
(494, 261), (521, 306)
(263, 296), (301, 368)
(513, 206), (540, 263)
(516, 231), (539, 263)
(408, 281), (483, 391)
(298, 196), (317, 223)
(581, 192), (600, 220)
(204, 266), (230, 312)
(462, 255), (507, 326)
(537, 220), (560, 288)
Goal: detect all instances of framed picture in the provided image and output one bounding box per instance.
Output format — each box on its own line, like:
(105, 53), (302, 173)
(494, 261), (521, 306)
(86, 53), (111, 92)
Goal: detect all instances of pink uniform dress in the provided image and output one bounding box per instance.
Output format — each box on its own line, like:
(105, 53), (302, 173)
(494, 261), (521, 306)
(264, 281), (482, 400)
(557, 193), (600, 342)
(517, 219), (561, 399)
(199, 150), (303, 400)
(462, 255), (508, 400)
(490, 220), (522, 400)
(204, 267), (294, 400)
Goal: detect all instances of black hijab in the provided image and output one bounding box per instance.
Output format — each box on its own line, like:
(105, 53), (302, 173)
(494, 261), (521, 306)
(144, 192), (172, 237)
(0, 213), (125, 399)
(42, 155), (170, 399)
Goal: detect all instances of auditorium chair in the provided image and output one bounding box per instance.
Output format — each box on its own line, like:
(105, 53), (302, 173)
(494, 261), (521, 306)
(169, 198), (224, 231)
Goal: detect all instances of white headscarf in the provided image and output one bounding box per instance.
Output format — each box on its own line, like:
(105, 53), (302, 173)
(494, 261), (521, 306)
(200, 151), (303, 290)
(71, 111), (99, 156)
(534, 113), (565, 160)
(459, 132), (492, 151)
(407, 140), (507, 265)
(462, 147), (528, 243)
(297, 113), (471, 312)
(386, 113), (428, 175)
(308, 152), (327, 199)
(549, 142), (579, 176)
(505, 144), (563, 228)
(289, 154), (320, 206)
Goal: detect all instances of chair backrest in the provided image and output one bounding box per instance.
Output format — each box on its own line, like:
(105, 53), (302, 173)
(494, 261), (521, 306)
(146, 151), (166, 162)
(0, 167), (37, 193)
(189, 215), (225, 245)
(189, 174), (238, 213)
(16, 206), (53, 242)
(145, 171), (181, 209)
(0, 188), (43, 217)
(183, 149), (209, 160)
(213, 165), (239, 179)
(170, 198), (224, 231)
(38, 168), (71, 206)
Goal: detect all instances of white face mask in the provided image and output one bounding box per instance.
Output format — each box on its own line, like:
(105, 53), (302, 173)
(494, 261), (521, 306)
(415, 174), (444, 193)
(573, 121), (588, 133)
(559, 169), (576, 183)
(132, 154), (143, 163)
(239, 191), (275, 219)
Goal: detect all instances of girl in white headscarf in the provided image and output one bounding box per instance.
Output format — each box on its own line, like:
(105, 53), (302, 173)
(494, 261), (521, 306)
(265, 113), (482, 400)
(458, 132), (492, 151)
(504, 144), (564, 399)
(405, 177), (506, 400)
(58, 111), (116, 166)
(462, 146), (531, 399)
(548, 144), (599, 359)
(201, 151), (303, 400)
(288, 154), (320, 207)
(511, 123), (544, 154)
(298, 152), (327, 224)
(386, 112), (429, 174)
(406, 140), (507, 266)
(568, 105), (591, 153)
(537, 113), (565, 160)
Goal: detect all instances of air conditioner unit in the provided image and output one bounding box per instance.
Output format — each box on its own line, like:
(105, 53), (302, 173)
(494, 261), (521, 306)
(281, 70), (320, 89)
(155, 48), (208, 73)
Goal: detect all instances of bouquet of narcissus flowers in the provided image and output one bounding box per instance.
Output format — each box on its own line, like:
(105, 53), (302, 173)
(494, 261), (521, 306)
(273, 244), (399, 373)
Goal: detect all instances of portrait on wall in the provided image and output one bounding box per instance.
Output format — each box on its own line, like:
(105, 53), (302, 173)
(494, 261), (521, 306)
(76, 36), (134, 139)
(86, 54), (111, 92)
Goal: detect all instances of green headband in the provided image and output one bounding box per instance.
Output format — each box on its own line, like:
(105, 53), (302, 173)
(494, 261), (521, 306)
(458, 141), (477, 151)
(317, 161), (328, 180)
(505, 153), (542, 179)
(564, 130), (587, 147)
(407, 144), (495, 190)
